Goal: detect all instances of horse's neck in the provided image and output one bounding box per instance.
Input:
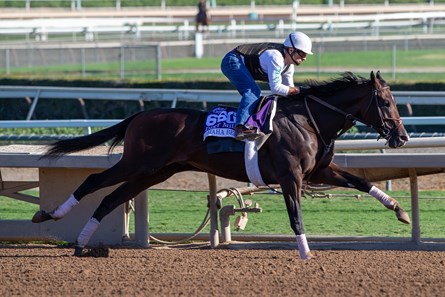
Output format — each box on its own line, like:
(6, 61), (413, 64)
(287, 88), (369, 142)
(320, 89), (370, 135)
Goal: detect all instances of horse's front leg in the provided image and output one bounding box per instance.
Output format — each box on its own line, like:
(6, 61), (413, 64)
(310, 162), (410, 224)
(279, 172), (314, 260)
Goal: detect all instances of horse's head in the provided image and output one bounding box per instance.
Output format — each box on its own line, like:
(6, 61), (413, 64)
(291, 71), (409, 148)
(361, 71), (409, 148)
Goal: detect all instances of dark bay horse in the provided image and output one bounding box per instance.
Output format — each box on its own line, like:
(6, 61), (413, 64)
(32, 71), (410, 259)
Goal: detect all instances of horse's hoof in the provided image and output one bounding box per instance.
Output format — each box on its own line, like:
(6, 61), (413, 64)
(31, 210), (53, 223)
(395, 206), (411, 224)
(73, 246), (109, 258)
(306, 251), (316, 260)
(300, 251), (315, 261)
(73, 246), (84, 257)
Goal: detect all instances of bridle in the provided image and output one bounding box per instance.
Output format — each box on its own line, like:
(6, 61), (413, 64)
(302, 83), (403, 187)
(304, 84), (403, 146)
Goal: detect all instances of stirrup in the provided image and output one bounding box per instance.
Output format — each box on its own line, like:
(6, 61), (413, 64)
(235, 126), (261, 141)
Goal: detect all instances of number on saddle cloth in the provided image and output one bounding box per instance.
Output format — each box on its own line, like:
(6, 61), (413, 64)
(204, 106), (237, 140)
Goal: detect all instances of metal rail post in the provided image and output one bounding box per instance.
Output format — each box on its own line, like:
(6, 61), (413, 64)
(208, 173), (219, 248)
(409, 168), (421, 244)
(134, 190), (149, 247)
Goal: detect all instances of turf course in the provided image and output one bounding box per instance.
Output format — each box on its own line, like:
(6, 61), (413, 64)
(1, 189), (444, 238)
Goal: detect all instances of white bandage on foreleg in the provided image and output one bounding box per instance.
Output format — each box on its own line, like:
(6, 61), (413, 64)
(369, 186), (395, 208)
(76, 218), (100, 248)
(296, 234), (311, 260)
(51, 194), (79, 219)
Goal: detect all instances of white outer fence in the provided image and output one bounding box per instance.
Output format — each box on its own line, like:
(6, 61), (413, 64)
(1, 13), (444, 38)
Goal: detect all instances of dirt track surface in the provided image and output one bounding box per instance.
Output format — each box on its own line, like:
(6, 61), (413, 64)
(1, 243), (445, 297)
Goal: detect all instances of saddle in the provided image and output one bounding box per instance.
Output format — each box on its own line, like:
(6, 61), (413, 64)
(245, 95), (277, 135)
(204, 95), (278, 154)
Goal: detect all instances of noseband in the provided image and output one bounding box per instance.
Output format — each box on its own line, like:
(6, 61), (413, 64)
(362, 86), (403, 141)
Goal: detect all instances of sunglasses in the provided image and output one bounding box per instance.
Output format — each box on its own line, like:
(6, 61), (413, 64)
(289, 48), (306, 58)
(295, 49), (306, 57)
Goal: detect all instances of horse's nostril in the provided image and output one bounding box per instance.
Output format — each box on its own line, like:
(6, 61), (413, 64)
(400, 135), (409, 142)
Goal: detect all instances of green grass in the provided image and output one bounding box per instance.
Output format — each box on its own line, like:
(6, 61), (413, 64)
(0, 195), (39, 220)
(160, 49), (445, 83)
(0, 127), (103, 136)
(2, 189), (444, 238)
(4, 49), (444, 83)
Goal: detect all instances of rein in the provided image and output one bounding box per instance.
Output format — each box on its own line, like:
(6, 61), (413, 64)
(304, 95), (355, 147)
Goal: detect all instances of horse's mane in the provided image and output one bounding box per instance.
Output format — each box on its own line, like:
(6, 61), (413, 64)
(303, 72), (370, 96)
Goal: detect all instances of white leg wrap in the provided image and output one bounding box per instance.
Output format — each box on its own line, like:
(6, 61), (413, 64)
(296, 234), (311, 260)
(369, 186), (395, 208)
(51, 194), (79, 219)
(76, 218), (100, 248)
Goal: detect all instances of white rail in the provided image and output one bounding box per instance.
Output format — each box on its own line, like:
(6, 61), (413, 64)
(0, 10), (443, 39)
(335, 137), (445, 151)
(0, 86), (445, 117)
(0, 86), (444, 127)
(1, 86), (444, 104)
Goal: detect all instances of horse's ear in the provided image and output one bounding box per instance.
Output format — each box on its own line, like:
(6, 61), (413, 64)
(376, 70), (382, 80)
(370, 71), (376, 82)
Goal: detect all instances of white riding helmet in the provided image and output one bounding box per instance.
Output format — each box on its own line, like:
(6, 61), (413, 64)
(283, 32), (313, 55)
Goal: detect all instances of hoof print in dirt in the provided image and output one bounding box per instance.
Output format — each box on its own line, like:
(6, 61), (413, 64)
(74, 246), (109, 258)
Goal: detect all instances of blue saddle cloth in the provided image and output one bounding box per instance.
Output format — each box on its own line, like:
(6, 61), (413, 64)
(206, 137), (244, 154)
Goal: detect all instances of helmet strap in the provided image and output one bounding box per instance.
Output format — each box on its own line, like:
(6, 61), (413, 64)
(288, 33), (301, 64)
(289, 33), (297, 50)
(287, 48), (300, 64)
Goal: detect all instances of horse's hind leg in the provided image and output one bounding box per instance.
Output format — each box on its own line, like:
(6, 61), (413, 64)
(32, 156), (172, 223)
(31, 161), (137, 223)
(73, 164), (192, 255)
(310, 163), (410, 224)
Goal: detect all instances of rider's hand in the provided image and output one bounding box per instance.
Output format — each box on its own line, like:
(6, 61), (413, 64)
(288, 85), (310, 96)
(287, 86), (300, 95)
(299, 85), (311, 94)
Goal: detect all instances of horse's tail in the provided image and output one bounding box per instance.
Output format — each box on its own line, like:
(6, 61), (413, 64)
(43, 112), (141, 158)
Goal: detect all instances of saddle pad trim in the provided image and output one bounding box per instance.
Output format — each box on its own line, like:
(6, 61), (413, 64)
(244, 140), (266, 187)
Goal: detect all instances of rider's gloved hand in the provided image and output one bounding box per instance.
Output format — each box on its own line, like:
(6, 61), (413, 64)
(298, 85), (311, 95)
